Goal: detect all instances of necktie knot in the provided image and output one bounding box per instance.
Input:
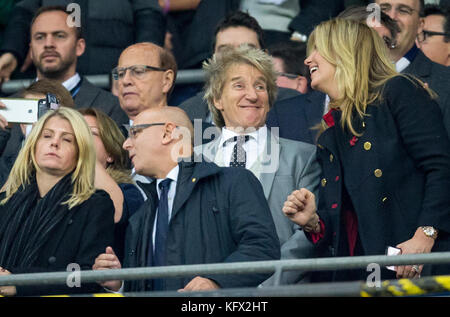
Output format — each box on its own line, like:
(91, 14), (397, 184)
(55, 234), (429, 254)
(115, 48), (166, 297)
(225, 135), (250, 168)
(224, 135), (250, 146)
(159, 178), (172, 192)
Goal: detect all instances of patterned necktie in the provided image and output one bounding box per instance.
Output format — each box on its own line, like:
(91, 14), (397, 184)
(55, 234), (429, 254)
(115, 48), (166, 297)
(152, 178), (172, 290)
(226, 135), (250, 168)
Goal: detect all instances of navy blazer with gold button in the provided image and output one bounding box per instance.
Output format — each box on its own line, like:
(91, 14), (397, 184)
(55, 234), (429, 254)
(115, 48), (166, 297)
(312, 76), (450, 275)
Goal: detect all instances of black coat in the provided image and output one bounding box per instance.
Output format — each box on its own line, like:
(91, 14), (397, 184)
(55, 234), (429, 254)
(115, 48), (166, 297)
(0, 190), (115, 296)
(124, 159), (281, 292)
(313, 76), (450, 275)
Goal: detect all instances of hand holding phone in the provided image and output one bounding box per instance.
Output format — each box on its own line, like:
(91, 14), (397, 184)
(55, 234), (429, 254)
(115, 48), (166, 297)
(386, 246), (401, 271)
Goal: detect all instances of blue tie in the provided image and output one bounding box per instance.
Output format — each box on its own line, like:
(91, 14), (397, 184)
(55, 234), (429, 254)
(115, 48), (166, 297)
(152, 178), (172, 290)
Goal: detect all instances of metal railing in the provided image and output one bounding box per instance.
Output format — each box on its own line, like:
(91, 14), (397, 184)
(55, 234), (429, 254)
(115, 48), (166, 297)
(0, 252), (449, 297)
(0, 69), (206, 95)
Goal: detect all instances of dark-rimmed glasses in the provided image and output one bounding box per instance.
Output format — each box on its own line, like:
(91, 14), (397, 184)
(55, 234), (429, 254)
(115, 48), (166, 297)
(417, 30), (450, 43)
(123, 123), (166, 139)
(112, 65), (167, 80)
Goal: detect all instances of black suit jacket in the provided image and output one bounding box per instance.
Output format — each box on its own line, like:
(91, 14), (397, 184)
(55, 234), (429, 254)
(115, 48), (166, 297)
(75, 78), (128, 126)
(266, 90), (325, 144)
(403, 50), (450, 139)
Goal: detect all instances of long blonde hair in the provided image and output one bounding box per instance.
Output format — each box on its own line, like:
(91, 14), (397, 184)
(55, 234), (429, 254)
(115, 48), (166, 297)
(1, 107), (96, 209)
(308, 18), (399, 136)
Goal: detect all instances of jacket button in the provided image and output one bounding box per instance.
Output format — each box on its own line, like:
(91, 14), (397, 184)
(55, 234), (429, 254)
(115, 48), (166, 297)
(374, 169), (383, 178)
(321, 178), (327, 187)
(382, 197), (388, 203)
(68, 219), (73, 225)
(364, 142), (372, 150)
(329, 154), (334, 162)
(48, 256), (56, 264)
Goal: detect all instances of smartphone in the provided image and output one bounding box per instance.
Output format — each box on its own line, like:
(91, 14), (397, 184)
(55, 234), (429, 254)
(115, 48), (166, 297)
(386, 246), (401, 271)
(0, 98), (39, 124)
(0, 94), (60, 124)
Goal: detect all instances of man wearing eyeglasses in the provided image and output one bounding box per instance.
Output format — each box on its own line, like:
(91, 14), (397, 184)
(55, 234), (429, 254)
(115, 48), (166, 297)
(112, 42), (177, 122)
(376, 0), (450, 139)
(93, 106), (280, 293)
(416, 4), (450, 67)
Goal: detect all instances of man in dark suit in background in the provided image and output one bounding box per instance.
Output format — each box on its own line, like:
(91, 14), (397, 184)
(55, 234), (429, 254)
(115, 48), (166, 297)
(266, 41), (325, 144)
(28, 6), (128, 125)
(376, 0), (450, 138)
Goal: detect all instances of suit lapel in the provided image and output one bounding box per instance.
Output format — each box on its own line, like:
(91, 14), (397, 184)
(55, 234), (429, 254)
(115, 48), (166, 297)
(171, 162), (196, 221)
(72, 78), (99, 109)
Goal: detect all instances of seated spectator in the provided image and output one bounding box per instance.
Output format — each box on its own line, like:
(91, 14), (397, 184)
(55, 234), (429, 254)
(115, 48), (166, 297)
(198, 45), (320, 285)
(0, 0), (165, 80)
(415, 4), (449, 66)
(93, 106), (280, 292)
(376, 0), (450, 139)
(178, 11), (302, 143)
(0, 78), (74, 186)
(268, 41), (310, 94)
(283, 18), (450, 282)
(78, 108), (144, 261)
(0, 107), (114, 296)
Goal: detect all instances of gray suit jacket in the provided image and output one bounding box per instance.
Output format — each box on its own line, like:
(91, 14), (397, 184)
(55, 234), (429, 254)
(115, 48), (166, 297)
(403, 50), (450, 139)
(195, 129), (321, 284)
(75, 78), (129, 126)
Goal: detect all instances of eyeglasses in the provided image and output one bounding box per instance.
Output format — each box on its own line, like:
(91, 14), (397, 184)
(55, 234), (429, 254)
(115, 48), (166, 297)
(276, 72), (300, 79)
(124, 123), (165, 139)
(417, 30), (449, 43)
(111, 65), (167, 80)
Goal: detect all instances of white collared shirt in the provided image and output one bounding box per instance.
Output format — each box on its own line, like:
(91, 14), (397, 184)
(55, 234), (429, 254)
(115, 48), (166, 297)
(152, 165), (179, 252)
(218, 126), (267, 169)
(395, 57), (411, 73)
(62, 73), (81, 92)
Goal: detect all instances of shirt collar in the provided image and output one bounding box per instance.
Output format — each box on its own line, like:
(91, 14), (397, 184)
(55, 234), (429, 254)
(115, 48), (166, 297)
(396, 44), (419, 72)
(62, 73), (81, 92)
(220, 125), (267, 146)
(156, 164), (179, 195)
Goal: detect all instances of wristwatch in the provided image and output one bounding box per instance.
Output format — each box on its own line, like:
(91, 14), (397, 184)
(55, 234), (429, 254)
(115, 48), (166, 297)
(421, 226), (438, 240)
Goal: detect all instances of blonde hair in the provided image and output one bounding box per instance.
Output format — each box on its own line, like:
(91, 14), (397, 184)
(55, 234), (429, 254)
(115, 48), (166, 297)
(203, 45), (278, 128)
(1, 107), (96, 209)
(308, 18), (399, 136)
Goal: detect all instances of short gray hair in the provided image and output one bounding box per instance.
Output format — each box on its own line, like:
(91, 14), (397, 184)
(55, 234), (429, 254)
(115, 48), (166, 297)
(203, 45), (278, 128)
